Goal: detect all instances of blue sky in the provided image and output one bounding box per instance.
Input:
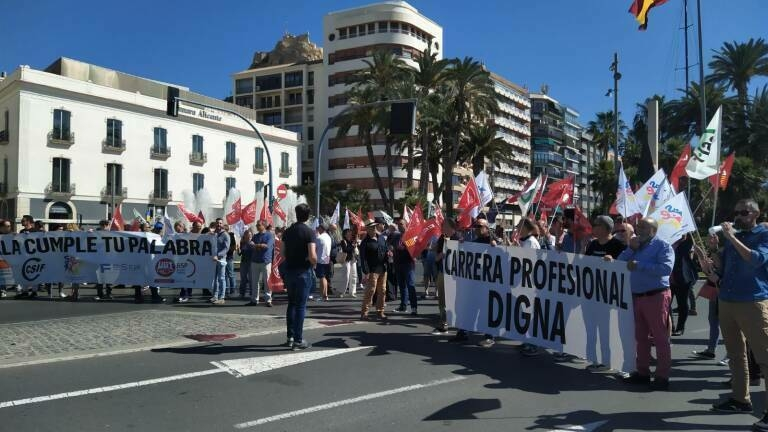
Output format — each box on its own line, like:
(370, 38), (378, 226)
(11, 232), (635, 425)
(3, 0), (767, 127)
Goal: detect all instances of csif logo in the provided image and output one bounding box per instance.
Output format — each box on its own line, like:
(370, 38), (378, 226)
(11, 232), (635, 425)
(22, 258), (45, 282)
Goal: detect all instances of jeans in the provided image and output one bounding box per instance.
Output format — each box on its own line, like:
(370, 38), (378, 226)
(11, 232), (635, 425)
(707, 298), (720, 352)
(239, 260), (251, 297)
(633, 290), (672, 378)
(285, 268), (314, 342)
(213, 259), (228, 300)
(671, 282), (692, 331)
(396, 266), (417, 310)
(225, 258), (235, 295)
(250, 262), (272, 303)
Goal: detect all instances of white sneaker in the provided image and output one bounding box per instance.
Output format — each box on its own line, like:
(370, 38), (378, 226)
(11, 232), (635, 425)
(59, 292), (68, 298)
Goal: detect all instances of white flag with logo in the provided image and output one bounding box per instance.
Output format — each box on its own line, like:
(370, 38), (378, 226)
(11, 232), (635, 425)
(330, 202), (340, 225)
(343, 208), (350, 230)
(616, 164), (642, 218)
(686, 106), (722, 179)
(471, 171), (494, 218)
(647, 176), (676, 215)
(516, 174), (542, 216)
(403, 204), (412, 224)
(635, 169), (667, 216)
(648, 192), (696, 245)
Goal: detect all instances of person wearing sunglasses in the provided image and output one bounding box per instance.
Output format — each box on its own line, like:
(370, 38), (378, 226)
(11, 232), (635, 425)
(711, 199), (768, 432)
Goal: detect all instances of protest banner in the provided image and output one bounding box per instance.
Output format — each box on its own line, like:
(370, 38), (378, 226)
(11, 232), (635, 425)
(268, 238), (286, 293)
(442, 240), (635, 371)
(0, 232), (216, 288)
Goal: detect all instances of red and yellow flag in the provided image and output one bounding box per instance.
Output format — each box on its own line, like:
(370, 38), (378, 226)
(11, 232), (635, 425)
(709, 152), (736, 191)
(628, 0), (668, 30)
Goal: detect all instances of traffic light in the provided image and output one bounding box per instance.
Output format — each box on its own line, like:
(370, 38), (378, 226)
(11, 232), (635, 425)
(166, 86), (179, 117)
(389, 102), (416, 135)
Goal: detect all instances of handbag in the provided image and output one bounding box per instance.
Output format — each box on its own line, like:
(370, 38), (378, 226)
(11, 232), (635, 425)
(697, 280), (718, 301)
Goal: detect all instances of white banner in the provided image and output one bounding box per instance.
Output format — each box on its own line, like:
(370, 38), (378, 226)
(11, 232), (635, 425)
(443, 240), (635, 372)
(0, 232), (216, 288)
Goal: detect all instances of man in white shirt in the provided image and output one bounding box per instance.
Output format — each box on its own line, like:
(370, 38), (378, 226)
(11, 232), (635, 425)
(315, 223), (332, 301)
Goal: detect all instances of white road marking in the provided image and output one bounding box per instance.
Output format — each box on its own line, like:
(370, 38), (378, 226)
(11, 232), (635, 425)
(233, 376), (467, 429)
(0, 346), (371, 409)
(0, 368), (225, 409)
(211, 346), (372, 377)
(549, 421), (609, 432)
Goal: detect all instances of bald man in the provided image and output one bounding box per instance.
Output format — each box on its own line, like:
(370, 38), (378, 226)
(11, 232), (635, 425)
(611, 217), (674, 390)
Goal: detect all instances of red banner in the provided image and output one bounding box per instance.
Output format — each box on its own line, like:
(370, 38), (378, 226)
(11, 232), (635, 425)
(456, 177), (481, 229)
(225, 198), (242, 225)
(540, 175), (574, 209)
(268, 238), (285, 293)
(670, 143), (691, 191)
(177, 203), (202, 224)
(242, 200), (257, 225)
(570, 206), (593, 241)
(110, 205), (125, 231)
(403, 205), (426, 257)
(709, 152), (735, 190)
(259, 201), (273, 225)
(273, 200), (286, 222)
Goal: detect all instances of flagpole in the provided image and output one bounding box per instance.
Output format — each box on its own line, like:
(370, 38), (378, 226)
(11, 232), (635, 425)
(693, 184), (714, 216)
(532, 175), (548, 221)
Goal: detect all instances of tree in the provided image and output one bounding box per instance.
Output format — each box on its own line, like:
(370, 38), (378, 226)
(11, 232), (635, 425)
(587, 111), (627, 161)
(290, 181), (370, 216)
(665, 80), (733, 139)
(747, 85), (768, 165)
(589, 160), (618, 214)
(459, 123), (513, 177)
(441, 57), (497, 215)
(709, 38), (768, 117)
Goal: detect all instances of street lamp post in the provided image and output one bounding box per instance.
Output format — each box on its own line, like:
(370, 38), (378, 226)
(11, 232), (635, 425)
(313, 99), (416, 220)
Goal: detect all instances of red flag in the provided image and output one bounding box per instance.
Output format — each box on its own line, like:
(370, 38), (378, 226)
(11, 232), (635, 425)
(242, 200), (257, 225)
(539, 175), (574, 209)
(539, 210), (548, 222)
(709, 152), (735, 190)
(129, 217), (140, 232)
(259, 201), (273, 225)
(628, 0), (668, 30)
(273, 200), (287, 222)
(670, 143), (691, 191)
(570, 207), (593, 241)
(433, 204), (444, 228)
(456, 177), (481, 229)
(356, 208), (365, 230)
(177, 203), (202, 224)
(225, 198), (242, 225)
(197, 211), (206, 225)
(367, 211), (375, 221)
(609, 200), (619, 216)
(110, 205), (125, 231)
(348, 209), (362, 229)
(403, 205), (426, 257)
(268, 238), (285, 293)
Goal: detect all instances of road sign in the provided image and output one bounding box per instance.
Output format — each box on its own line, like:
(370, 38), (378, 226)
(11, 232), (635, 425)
(276, 184), (288, 200)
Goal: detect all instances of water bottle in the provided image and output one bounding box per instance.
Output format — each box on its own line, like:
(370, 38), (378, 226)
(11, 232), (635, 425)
(708, 226), (723, 235)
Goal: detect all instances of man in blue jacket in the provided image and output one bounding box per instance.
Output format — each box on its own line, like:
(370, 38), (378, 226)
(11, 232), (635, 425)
(711, 199), (768, 432)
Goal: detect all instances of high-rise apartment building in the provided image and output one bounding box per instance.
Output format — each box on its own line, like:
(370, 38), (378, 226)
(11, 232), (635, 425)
(321, 2), (443, 205)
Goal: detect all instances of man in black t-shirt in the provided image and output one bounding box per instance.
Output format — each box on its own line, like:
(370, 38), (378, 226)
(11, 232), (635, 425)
(585, 215), (626, 259)
(281, 203), (317, 350)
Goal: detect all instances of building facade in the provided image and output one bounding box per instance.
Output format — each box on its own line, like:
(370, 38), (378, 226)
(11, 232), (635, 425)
(321, 1), (443, 205)
(0, 58), (300, 229)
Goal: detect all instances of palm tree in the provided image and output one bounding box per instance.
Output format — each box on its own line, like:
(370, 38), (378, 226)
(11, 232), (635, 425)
(665, 80), (733, 139)
(587, 111), (627, 160)
(747, 85), (768, 164)
(589, 160), (618, 214)
(459, 123), (513, 177)
(709, 38), (768, 115)
(410, 46), (450, 197)
(441, 57), (497, 215)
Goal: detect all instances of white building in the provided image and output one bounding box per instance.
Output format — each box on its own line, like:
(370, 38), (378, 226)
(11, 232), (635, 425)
(321, 1), (443, 205)
(0, 58), (300, 229)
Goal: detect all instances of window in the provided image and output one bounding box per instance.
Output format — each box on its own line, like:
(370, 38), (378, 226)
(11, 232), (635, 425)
(254, 74), (282, 91)
(235, 95), (253, 108)
(153, 127), (167, 152)
(262, 112), (281, 125)
(280, 152), (289, 172)
(308, 71), (314, 86)
(255, 181), (265, 196)
(339, 28), (347, 39)
(307, 89), (314, 105)
(307, 143), (314, 160)
(193, 173), (205, 193)
(1, 110), (8, 141)
(235, 78), (253, 94)
(349, 26), (357, 38)
(255, 147), (264, 169)
(358, 25), (366, 35)
(284, 71), (303, 88)
(225, 141), (236, 164)
(226, 177), (236, 196)
(106, 163), (123, 195)
(192, 135), (203, 154)
(390, 22), (399, 33)
(378, 21), (388, 33)
(283, 124), (302, 138)
(52, 157), (71, 192)
(52, 109), (71, 140)
(106, 119), (122, 146)
(367, 23), (376, 34)
(307, 126), (314, 141)
(287, 92), (302, 106)
(154, 168), (168, 198)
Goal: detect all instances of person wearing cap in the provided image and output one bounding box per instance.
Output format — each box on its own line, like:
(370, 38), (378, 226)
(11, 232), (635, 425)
(315, 223), (333, 301)
(359, 219), (388, 320)
(612, 217), (674, 390)
(582, 215), (626, 370)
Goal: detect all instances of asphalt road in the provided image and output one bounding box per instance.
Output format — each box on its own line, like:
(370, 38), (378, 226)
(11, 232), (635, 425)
(0, 276), (762, 431)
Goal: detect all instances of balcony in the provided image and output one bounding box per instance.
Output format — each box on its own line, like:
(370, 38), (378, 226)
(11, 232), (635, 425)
(189, 152), (207, 165)
(102, 138), (126, 154)
(45, 183), (75, 199)
(279, 166), (293, 178)
(253, 163), (267, 174)
(0, 182), (7, 196)
(223, 158), (240, 171)
(150, 146), (171, 160)
(100, 186), (128, 202)
(47, 131), (75, 148)
(0, 130), (8, 144)
(149, 190), (172, 204)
